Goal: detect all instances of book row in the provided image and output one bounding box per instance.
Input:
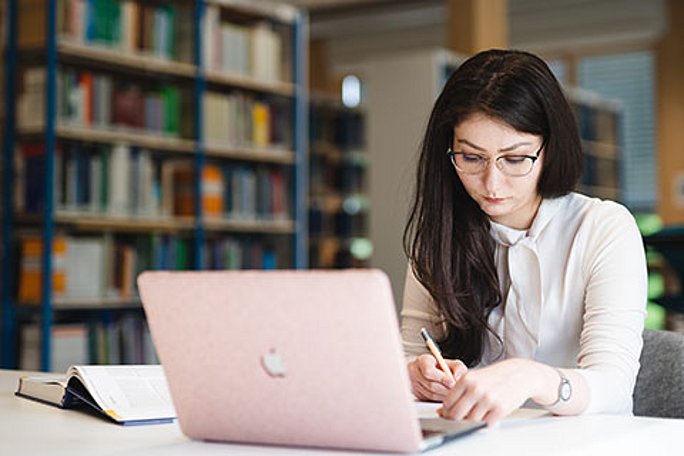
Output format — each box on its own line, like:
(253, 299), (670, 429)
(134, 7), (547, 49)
(201, 162), (290, 220)
(19, 315), (157, 371)
(309, 205), (368, 239)
(19, 67), (191, 138)
(17, 233), (194, 303)
(15, 232), (288, 304)
(19, 0), (193, 63)
(204, 4), (286, 82)
(203, 237), (283, 271)
(15, 142), (291, 222)
(203, 91), (292, 150)
(310, 107), (366, 150)
(310, 157), (366, 196)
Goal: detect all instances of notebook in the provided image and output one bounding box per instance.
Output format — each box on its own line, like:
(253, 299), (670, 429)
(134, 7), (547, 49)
(137, 269), (485, 453)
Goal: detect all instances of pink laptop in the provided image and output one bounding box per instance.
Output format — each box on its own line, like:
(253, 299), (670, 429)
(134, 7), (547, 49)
(137, 269), (484, 453)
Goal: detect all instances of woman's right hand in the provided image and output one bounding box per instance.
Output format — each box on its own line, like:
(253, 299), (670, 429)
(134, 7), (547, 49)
(407, 354), (468, 401)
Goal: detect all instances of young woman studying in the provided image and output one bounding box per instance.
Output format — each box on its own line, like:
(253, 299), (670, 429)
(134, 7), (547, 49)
(401, 49), (647, 426)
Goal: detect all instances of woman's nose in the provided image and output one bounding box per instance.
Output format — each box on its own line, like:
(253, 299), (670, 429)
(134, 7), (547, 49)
(482, 161), (505, 192)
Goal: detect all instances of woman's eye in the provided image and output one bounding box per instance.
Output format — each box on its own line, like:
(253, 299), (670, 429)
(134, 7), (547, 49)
(502, 156), (527, 165)
(461, 154), (483, 162)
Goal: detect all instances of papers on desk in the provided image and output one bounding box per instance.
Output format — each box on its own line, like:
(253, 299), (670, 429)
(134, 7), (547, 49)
(15, 365), (176, 425)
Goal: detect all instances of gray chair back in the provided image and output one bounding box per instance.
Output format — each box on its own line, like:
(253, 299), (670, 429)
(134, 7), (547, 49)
(633, 329), (684, 418)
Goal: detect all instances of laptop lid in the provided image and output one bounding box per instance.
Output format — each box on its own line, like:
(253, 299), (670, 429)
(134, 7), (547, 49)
(138, 269), (481, 453)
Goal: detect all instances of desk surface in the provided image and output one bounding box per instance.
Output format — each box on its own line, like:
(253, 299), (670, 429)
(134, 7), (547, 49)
(2, 369), (684, 456)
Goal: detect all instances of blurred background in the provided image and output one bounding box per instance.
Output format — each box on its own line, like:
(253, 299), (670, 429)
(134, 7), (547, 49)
(1, 0), (682, 371)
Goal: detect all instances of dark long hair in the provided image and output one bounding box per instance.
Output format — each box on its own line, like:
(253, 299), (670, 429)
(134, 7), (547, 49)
(403, 49), (583, 366)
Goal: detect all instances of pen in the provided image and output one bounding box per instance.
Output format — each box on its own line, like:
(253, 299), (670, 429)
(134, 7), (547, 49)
(420, 327), (456, 383)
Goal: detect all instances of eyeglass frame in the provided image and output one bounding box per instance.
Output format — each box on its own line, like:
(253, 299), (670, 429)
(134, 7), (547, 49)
(445, 144), (544, 177)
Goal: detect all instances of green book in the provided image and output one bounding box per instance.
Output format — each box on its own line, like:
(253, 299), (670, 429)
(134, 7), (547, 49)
(174, 239), (190, 270)
(161, 86), (180, 136)
(99, 145), (109, 211)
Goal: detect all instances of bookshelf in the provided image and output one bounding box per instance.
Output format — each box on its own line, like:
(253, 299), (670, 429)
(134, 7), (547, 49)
(566, 87), (623, 201)
(308, 93), (370, 268)
(1, 0), (308, 371)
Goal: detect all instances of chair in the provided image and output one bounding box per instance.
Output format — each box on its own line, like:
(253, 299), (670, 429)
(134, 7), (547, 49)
(633, 329), (684, 418)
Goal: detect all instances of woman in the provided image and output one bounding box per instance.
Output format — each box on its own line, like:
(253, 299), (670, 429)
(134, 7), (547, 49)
(401, 49), (647, 425)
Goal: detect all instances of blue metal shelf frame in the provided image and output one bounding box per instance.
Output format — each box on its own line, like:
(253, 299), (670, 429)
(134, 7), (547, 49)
(194, 0), (206, 270)
(40, 0), (60, 372)
(1, 0), (19, 369)
(292, 11), (309, 269)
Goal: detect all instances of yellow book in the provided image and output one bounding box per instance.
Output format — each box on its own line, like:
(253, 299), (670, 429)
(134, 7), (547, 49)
(252, 101), (270, 148)
(18, 236), (67, 303)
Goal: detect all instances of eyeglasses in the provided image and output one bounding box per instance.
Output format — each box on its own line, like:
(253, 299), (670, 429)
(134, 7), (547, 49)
(446, 146), (542, 177)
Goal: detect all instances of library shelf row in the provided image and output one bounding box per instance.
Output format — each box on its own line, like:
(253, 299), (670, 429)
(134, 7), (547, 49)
(19, 40), (297, 97)
(19, 124), (296, 164)
(18, 296), (142, 310)
(15, 212), (294, 235)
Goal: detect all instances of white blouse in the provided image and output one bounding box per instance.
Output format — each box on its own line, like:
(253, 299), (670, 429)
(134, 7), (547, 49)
(400, 192), (648, 414)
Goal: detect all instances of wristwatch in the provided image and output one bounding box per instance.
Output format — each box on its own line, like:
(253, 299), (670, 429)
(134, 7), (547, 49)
(548, 369), (572, 408)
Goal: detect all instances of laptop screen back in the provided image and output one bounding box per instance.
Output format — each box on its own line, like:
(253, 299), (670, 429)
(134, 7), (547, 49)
(138, 269), (424, 453)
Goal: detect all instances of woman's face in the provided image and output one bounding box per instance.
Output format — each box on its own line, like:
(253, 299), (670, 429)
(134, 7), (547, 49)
(452, 113), (544, 230)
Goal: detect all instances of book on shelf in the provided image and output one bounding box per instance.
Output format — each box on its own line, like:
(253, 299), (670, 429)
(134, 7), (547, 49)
(19, 67), (190, 138)
(15, 142), (199, 218)
(17, 235), (67, 303)
(203, 90), (292, 151)
(203, 4), (285, 82)
(166, 161), (290, 222)
(20, 317), (158, 369)
(17, 233), (193, 305)
(15, 364), (176, 426)
(54, 0), (194, 63)
(20, 323), (89, 372)
(204, 237), (279, 270)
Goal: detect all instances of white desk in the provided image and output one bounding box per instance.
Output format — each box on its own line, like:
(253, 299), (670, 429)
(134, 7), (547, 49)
(2, 369), (683, 455)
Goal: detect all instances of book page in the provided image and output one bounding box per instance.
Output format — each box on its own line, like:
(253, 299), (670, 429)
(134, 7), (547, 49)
(69, 365), (175, 423)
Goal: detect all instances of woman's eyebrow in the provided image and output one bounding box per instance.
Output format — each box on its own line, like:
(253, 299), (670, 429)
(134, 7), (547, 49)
(499, 142), (534, 152)
(456, 139), (486, 151)
(456, 138), (534, 153)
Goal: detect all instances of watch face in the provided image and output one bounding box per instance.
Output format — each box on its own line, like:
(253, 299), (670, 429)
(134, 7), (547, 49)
(560, 381), (572, 401)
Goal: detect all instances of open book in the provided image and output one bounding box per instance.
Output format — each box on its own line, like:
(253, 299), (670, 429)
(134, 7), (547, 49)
(15, 365), (176, 425)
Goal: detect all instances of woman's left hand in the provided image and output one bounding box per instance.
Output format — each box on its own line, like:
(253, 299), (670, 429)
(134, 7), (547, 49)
(438, 358), (537, 426)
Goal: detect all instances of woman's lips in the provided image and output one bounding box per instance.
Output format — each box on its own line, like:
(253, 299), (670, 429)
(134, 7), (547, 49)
(483, 196), (506, 204)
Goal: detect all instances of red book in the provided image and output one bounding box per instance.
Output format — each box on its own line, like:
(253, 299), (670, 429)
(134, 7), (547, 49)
(80, 71), (93, 126)
(112, 85), (145, 129)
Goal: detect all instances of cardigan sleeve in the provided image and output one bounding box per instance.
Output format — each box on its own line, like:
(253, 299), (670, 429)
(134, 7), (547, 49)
(400, 264), (447, 360)
(573, 201), (647, 414)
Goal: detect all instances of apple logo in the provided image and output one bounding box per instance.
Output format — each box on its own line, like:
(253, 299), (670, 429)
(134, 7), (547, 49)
(261, 348), (287, 378)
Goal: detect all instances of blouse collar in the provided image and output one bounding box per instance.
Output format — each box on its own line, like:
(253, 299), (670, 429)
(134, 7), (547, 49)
(489, 195), (567, 247)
